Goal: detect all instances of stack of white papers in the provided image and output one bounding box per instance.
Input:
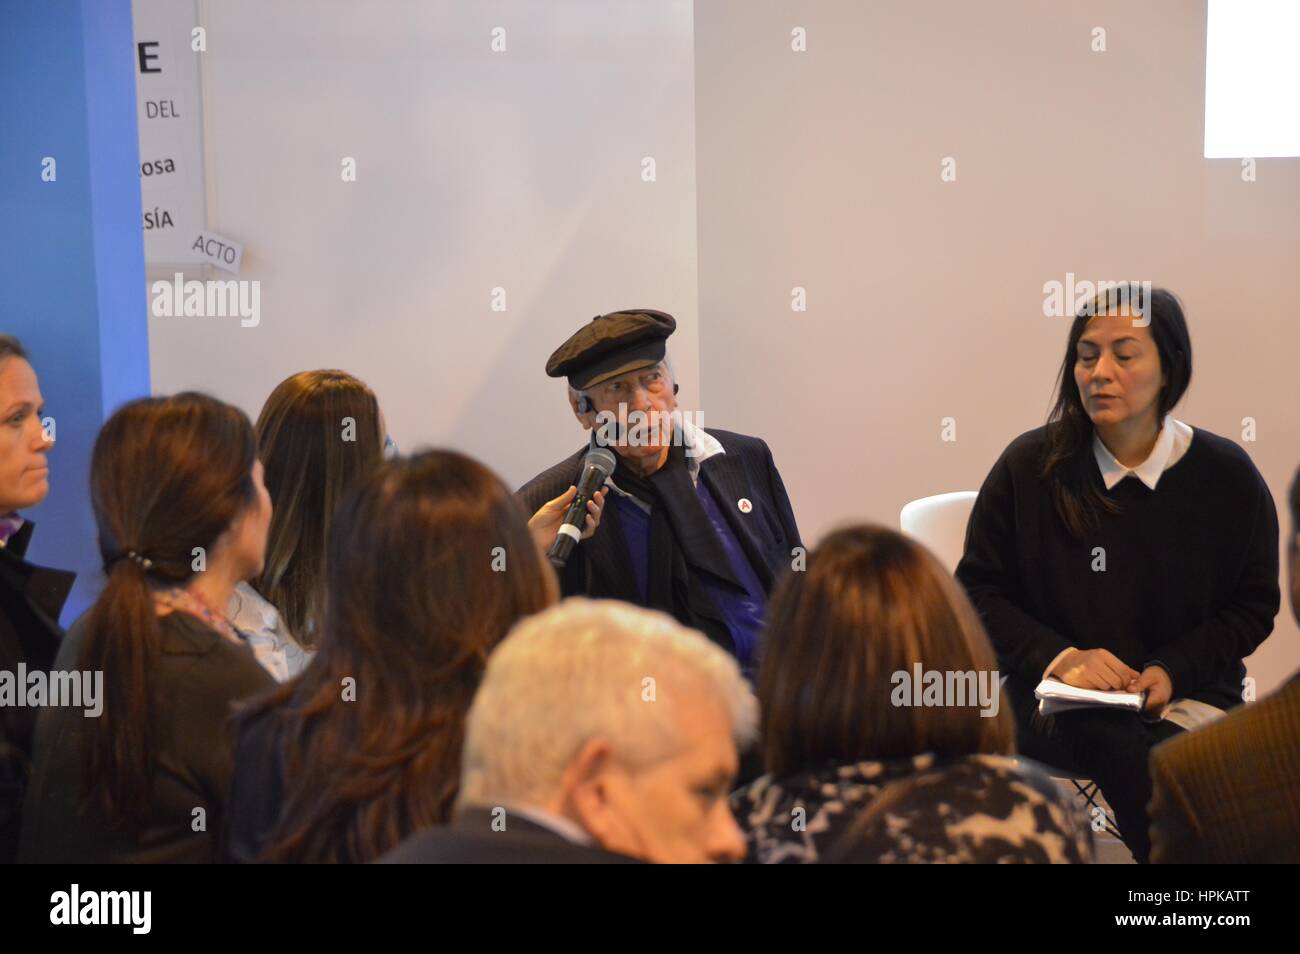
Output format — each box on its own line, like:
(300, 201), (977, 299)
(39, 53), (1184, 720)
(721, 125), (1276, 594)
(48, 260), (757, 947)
(1035, 678), (1146, 715)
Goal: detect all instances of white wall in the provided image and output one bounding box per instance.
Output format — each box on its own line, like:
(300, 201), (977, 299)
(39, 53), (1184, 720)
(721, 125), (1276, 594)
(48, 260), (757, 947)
(693, 0), (1300, 693)
(145, 0), (1299, 693)
(147, 0), (700, 489)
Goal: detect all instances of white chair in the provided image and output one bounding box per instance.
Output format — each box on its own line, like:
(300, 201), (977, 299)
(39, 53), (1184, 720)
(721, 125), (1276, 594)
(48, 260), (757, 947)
(900, 491), (1122, 849)
(898, 491), (978, 573)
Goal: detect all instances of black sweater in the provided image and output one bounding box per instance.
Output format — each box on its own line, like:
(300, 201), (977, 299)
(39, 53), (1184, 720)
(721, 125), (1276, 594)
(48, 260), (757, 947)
(955, 425), (1279, 711)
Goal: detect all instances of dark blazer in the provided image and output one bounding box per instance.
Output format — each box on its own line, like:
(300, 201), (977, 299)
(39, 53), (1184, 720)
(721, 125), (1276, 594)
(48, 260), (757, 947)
(222, 705), (286, 864)
(378, 808), (641, 864)
(517, 428), (800, 652)
(1149, 673), (1300, 864)
(0, 520), (74, 863)
(18, 609), (273, 863)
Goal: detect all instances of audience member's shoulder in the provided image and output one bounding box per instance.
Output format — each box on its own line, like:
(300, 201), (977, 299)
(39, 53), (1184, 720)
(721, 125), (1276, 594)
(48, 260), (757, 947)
(377, 816), (642, 865)
(160, 612), (274, 691)
(961, 753), (1070, 800)
(51, 612), (90, 669)
(157, 609), (227, 654)
(1153, 674), (1300, 770)
(729, 770), (776, 814)
(231, 696), (283, 756)
(895, 753), (1067, 807)
(834, 753), (1091, 863)
(516, 445), (589, 500)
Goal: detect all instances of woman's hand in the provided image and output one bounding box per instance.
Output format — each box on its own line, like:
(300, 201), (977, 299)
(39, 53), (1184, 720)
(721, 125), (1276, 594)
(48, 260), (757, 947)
(528, 485), (608, 555)
(1053, 648), (1140, 691)
(1128, 665), (1173, 711)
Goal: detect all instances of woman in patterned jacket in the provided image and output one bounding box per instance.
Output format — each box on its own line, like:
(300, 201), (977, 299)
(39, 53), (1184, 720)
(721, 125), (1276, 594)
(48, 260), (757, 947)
(731, 524), (1091, 863)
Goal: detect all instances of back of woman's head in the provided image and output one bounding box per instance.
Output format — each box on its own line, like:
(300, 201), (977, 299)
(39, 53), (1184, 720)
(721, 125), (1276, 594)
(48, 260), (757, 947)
(81, 392), (256, 825)
(252, 369), (384, 644)
(757, 525), (1014, 779)
(323, 448), (557, 685)
(250, 448), (558, 863)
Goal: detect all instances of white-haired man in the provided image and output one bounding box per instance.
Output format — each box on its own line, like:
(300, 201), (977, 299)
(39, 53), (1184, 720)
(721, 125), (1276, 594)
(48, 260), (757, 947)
(519, 309), (801, 678)
(380, 598), (756, 864)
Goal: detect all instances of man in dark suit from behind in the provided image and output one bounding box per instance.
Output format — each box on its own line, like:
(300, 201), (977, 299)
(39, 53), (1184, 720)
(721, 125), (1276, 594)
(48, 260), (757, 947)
(380, 598), (756, 864)
(1148, 465), (1300, 863)
(518, 309), (800, 680)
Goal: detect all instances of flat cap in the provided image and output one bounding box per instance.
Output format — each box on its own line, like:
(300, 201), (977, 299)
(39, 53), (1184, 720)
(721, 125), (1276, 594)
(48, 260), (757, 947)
(545, 309), (676, 390)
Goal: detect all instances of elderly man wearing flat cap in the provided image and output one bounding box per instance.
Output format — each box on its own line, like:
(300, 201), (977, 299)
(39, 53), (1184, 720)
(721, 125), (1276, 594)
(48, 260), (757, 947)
(519, 309), (800, 675)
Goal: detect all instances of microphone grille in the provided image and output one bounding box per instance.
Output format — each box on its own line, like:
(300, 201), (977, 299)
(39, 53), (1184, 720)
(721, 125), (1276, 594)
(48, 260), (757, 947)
(585, 447), (617, 477)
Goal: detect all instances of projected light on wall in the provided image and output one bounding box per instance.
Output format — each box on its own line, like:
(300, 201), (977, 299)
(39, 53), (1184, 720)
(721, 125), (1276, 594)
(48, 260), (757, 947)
(1204, 0), (1300, 158)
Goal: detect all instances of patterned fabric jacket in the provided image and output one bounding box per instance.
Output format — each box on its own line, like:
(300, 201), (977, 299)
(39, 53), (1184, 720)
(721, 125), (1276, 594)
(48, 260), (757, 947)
(731, 752), (1093, 864)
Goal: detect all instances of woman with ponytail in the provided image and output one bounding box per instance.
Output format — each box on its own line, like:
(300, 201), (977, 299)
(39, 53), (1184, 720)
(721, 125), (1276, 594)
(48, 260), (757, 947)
(18, 393), (275, 862)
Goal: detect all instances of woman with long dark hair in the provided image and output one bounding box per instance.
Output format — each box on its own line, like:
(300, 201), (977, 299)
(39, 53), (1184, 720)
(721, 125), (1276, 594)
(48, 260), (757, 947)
(19, 393), (275, 862)
(233, 368), (601, 682)
(956, 285), (1280, 863)
(230, 370), (388, 680)
(223, 449), (558, 863)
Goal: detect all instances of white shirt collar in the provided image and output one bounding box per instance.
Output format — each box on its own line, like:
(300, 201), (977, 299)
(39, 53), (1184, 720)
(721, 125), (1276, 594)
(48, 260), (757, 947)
(680, 414), (725, 474)
(1092, 416), (1193, 491)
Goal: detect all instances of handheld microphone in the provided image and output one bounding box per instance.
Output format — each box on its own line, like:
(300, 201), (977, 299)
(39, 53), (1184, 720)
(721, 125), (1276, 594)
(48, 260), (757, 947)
(547, 445), (617, 569)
